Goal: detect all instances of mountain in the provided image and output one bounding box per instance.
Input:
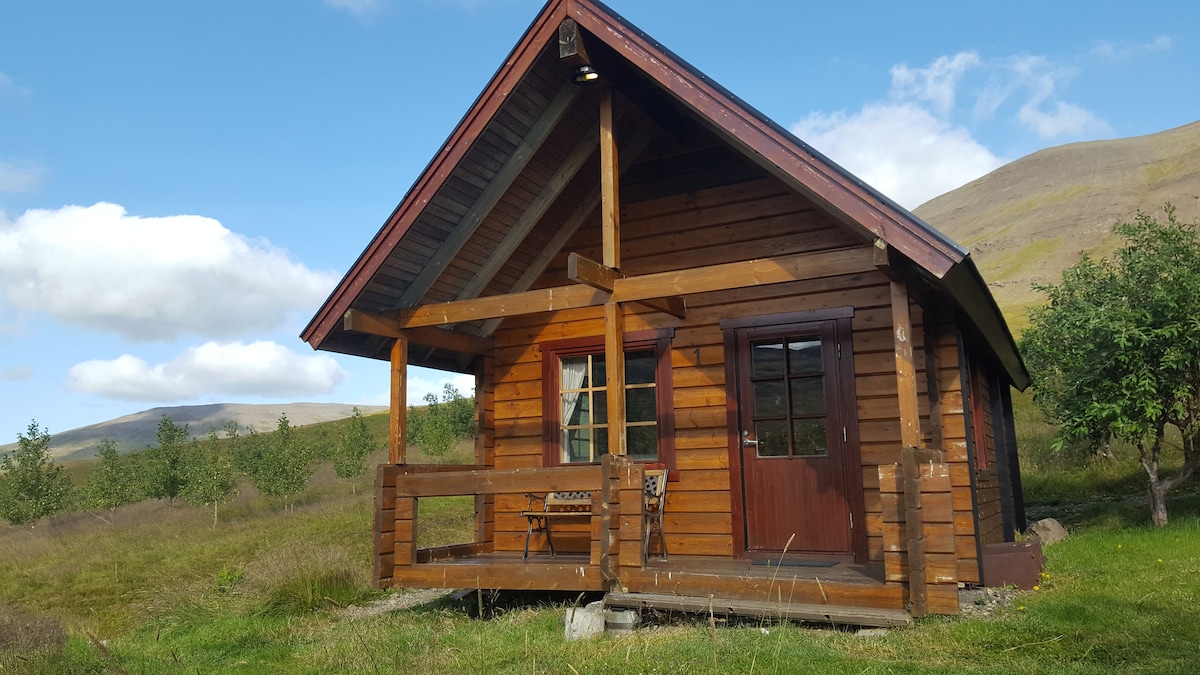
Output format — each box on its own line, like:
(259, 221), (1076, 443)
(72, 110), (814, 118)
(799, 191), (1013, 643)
(1, 403), (387, 464)
(914, 120), (1200, 331)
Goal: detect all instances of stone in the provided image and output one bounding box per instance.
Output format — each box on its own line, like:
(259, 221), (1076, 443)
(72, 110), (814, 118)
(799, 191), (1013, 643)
(605, 607), (639, 636)
(1029, 518), (1069, 546)
(856, 628), (889, 639)
(564, 601), (606, 641)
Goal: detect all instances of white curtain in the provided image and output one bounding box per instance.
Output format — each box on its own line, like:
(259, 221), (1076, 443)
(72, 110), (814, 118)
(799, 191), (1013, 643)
(560, 357), (588, 462)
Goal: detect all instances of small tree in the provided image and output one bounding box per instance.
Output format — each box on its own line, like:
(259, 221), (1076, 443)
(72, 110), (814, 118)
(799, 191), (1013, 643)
(409, 392), (456, 458)
(0, 421), (73, 526)
(85, 438), (141, 522)
(1023, 205), (1200, 525)
(182, 431), (238, 528)
(334, 407), (378, 493)
(247, 415), (314, 512)
(143, 416), (190, 502)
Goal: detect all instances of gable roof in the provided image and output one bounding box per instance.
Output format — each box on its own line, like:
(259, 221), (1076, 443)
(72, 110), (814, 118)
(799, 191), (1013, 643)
(300, 0), (1028, 389)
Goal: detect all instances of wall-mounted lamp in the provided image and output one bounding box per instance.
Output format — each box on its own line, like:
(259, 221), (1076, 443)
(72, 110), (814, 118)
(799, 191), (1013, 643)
(572, 65), (600, 85)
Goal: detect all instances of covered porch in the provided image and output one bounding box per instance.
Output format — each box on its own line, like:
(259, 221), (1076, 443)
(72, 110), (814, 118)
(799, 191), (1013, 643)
(373, 457), (913, 627)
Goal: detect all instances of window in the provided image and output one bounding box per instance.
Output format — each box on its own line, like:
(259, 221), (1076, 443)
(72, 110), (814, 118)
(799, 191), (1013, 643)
(543, 331), (674, 466)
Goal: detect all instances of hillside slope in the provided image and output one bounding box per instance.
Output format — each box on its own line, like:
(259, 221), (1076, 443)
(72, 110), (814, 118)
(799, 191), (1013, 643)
(2, 403), (386, 463)
(915, 120), (1200, 329)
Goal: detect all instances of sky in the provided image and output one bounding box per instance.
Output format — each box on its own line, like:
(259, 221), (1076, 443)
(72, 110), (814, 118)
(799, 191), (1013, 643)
(1, 0), (1198, 441)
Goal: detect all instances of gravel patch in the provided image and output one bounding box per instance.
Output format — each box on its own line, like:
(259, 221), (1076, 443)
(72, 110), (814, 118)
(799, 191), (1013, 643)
(339, 588), (455, 620)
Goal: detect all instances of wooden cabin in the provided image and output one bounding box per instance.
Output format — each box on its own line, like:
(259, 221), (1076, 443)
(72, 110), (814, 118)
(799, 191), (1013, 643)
(302, 0), (1029, 627)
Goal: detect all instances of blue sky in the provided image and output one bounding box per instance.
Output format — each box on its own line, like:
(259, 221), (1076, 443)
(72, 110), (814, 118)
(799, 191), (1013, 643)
(1, 0), (1197, 441)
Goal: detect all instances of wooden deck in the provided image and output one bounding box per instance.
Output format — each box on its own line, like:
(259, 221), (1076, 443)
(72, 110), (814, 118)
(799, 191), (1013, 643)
(387, 551), (909, 626)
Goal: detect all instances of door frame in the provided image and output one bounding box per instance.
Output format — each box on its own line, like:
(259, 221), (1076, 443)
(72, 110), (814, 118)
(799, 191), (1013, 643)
(721, 307), (868, 562)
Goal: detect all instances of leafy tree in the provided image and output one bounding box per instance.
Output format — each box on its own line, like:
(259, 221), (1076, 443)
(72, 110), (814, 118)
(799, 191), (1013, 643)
(334, 407), (379, 493)
(247, 414), (314, 512)
(143, 416), (191, 502)
(409, 384), (475, 459)
(0, 421), (73, 526)
(85, 438), (141, 521)
(1023, 205), (1200, 525)
(182, 431), (239, 528)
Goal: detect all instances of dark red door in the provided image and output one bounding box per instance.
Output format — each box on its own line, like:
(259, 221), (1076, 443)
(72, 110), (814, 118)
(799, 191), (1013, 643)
(734, 318), (855, 557)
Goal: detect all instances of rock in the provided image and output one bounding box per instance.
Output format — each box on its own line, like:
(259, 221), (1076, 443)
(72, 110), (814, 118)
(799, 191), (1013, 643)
(565, 601), (606, 640)
(605, 607), (639, 636)
(1029, 518), (1068, 546)
(856, 628), (889, 639)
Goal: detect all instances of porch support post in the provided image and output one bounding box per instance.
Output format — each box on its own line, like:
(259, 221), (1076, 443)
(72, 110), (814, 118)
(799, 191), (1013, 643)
(389, 335), (408, 464)
(605, 301), (627, 457)
(600, 86), (620, 270)
(890, 280), (921, 449)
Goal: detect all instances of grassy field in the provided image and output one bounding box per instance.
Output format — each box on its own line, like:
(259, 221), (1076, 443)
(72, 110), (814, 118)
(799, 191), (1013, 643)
(3, 413), (1198, 673)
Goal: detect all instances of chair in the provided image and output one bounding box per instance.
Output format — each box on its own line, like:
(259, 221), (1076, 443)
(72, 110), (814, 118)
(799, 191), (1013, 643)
(520, 490), (592, 559)
(643, 468), (668, 560)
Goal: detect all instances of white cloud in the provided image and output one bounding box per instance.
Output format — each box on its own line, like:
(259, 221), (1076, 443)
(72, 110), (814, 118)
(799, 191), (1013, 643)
(794, 103), (1002, 209)
(790, 48), (1117, 207)
(0, 160), (47, 193)
(66, 341), (347, 402)
(889, 52), (981, 118)
(1092, 36), (1173, 62)
(0, 203), (339, 341)
(406, 370), (477, 403)
(0, 365), (34, 382)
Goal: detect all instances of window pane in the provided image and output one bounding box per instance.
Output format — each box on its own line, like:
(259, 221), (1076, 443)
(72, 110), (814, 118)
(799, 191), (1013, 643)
(751, 340), (785, 378)
(626, 350), (656, 385)
(628, 426), (658, 461)
(562, 392), (589, 425)
(789, 376), (825, 416)
(792, 419), (828, 456)
(755, 419), (788, 457)
(563, 428), (591, 463)
(595, 428), (609, 458)
(787, 339), (822, 373)
(593, 354), (606, 387)
(753, 380), (786, 417)
(594, 391), (607, 425)
(627, 388), (656, 423)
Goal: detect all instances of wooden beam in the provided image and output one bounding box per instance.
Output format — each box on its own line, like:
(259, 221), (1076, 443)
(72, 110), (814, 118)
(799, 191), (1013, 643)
(568, 252), (685, 318)
(393, 284), (608, 327)
(604, 301), (627, 457)
(610, 246), (875, 303)
(479, 130), (652, 336)
(558, 17), (590, 65)
(344, 310), (494, 355)
(393, 465), (601, 497)
(389, 336), (408, 464)
(454, 132), (600, 303)
(568, 251), (622, 291)
(873, 238), (901, 280)
(394, 247), (872, 329)
(891, 280), (922, 449)
(396, 83), (581, 309)
(600, 86), (620, 269)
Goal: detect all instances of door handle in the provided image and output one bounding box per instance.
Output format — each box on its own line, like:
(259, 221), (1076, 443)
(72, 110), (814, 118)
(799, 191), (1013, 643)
(741, 431), (758, 447)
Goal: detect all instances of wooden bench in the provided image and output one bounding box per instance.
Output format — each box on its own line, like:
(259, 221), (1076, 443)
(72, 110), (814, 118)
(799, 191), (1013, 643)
(520, 490), (592, 559)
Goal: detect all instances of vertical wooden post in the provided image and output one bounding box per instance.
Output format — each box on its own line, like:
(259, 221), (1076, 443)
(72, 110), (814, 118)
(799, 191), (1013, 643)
(891, 281), (921, 449)
(389, 335), (408, 464)
(605, 301), (627, 457)
(394, 495), (418, 568)
(474, 356), (494, 547)
(901, 446), (928, 618)
(600, 86), (620, 269)
(616, 458), (645, 569)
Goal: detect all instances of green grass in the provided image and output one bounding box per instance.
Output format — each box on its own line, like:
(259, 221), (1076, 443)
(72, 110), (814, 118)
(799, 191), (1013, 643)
(4, 414), (1200, 673)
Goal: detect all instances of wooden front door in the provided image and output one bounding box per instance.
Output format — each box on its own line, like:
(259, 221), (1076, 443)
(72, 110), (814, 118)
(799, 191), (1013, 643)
(730, 315), (859, 558)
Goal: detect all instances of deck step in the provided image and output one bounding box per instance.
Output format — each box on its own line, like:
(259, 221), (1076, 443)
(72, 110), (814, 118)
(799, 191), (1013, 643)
(603, 592), (912, 628)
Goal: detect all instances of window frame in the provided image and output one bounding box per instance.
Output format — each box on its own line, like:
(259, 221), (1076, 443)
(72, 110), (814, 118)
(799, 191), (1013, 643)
(541, 329), (675, 469)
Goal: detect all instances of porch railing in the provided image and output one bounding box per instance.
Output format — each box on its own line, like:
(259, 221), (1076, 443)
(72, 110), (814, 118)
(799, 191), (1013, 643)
(373, 455), (646, 589)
